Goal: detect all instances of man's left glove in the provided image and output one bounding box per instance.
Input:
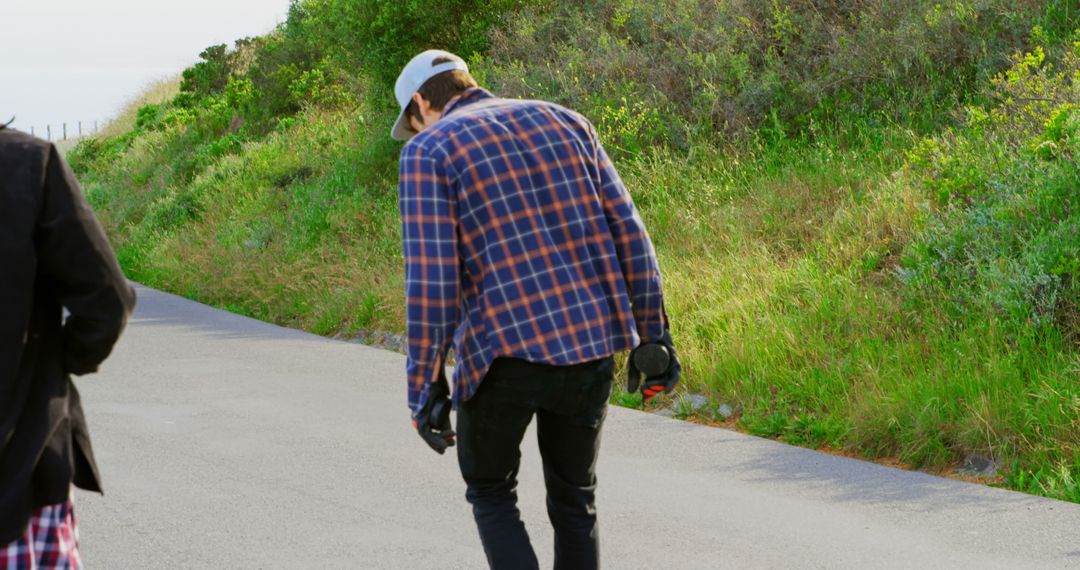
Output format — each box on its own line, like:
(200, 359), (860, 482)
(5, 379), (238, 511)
(413, 378), (456, 455)
(627, 329), (681, 404)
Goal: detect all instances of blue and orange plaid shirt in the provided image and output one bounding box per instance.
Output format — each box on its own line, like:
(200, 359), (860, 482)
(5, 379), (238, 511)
(398, 88), (667, 417)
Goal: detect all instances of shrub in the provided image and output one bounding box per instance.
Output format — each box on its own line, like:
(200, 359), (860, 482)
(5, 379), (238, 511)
(481, 0), (1071, 145)
(180, 44), (234, 97)
(902, 37), (1080, 338)
(295, 0), (539, 89)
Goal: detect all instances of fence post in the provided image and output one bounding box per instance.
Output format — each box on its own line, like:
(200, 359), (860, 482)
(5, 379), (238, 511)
(46, 125), (51, 141)
(79, 121), (83, 137)
(63, 123), (67, 140)
(30, 126), (35, 136)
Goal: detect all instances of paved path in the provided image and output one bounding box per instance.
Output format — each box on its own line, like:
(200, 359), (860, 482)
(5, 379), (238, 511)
(75, 286), (1080, 568)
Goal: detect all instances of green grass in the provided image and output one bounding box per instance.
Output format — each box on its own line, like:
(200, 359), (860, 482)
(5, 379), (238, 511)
(70, 1), (1080, 503)
(1004, 456), (1080, 503)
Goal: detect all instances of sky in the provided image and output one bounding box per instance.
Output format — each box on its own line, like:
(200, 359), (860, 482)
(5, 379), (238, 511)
(0, 0), (293, 137)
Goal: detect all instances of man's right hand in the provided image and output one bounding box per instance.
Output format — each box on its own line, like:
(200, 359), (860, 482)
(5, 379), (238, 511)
(413, 379), (456, 454)
(627, 330), (681, 403)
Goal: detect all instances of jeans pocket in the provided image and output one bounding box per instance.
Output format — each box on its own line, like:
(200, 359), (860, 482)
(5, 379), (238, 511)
(574, 358), (614, 428)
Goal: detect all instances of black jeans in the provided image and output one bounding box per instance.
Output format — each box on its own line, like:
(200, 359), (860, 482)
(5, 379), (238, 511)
(456, 356), (614, 570)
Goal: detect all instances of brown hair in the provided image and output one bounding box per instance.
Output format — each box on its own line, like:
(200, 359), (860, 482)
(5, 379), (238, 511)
(403, 57), (478, 131)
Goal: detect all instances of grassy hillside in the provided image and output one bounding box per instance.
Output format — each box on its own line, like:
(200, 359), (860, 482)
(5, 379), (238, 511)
(71, 0), (1079, 501)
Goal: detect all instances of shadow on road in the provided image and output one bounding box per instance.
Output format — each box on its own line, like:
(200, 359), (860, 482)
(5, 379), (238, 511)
(127, 284), (334, 345)
(729, 436), (1056, 511)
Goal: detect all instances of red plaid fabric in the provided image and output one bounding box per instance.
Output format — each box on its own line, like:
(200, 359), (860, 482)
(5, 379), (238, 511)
(0, 499), (81, 570)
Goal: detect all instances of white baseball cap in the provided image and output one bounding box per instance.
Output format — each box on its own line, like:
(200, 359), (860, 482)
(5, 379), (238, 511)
(391, 50), (469, 141)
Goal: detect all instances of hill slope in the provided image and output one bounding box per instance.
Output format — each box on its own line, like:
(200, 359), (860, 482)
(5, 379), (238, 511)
(71, 0), (1080, 501)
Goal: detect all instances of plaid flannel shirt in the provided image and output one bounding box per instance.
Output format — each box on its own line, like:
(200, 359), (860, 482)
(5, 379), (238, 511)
(398, 88), (667, 417)
(0, 498), (81, 569)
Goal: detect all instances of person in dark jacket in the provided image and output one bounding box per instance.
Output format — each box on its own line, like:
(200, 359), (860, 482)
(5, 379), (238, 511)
(0, 122), (136, 567)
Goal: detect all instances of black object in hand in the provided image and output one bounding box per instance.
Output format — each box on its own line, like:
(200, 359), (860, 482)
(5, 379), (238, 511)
(627, 330), (681, 403)
(414, 380), (456, 454)
(632, 343), (671, 377)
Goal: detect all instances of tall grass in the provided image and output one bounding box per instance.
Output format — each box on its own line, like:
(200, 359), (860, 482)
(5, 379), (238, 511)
(98, 75), (183, 139)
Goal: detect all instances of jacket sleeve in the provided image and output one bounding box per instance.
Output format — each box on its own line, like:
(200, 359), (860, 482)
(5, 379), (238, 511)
(36, 144), (136, 375)
(589, 129), (667, 343)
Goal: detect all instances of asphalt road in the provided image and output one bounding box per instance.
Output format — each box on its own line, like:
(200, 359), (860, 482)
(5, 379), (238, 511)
(74, 286), (1080, 568)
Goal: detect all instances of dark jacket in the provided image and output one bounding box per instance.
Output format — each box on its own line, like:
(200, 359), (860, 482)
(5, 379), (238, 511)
(0, 126), (135, 544)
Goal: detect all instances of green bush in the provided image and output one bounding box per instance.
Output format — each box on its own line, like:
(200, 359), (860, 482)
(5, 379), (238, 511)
(180, 44), (234, 97)
(295, 0), (538, 88)
(902, 38), (1080, 336)
(481, 0), (1071, 145)
(67, 135), (130, 177)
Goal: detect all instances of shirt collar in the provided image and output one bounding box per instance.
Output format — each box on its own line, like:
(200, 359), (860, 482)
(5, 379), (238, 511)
(439, 88), (495, 119)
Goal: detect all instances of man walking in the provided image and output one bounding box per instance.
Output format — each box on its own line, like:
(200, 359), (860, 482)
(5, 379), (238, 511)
(392, 51), (680, 569)
(0, 122), (136, 567)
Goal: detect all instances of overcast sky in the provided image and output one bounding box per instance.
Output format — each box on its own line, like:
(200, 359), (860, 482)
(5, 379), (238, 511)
(1, 0), (292, 137)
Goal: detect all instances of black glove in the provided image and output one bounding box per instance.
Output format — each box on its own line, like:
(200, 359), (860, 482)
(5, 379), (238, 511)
(413, 378), (456, 454)
(627, 329), (681, 403)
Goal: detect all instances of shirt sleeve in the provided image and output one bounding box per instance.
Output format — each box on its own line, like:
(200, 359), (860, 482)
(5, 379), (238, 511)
(590, 132), (667, 343)
(398, 140), (460, 417)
